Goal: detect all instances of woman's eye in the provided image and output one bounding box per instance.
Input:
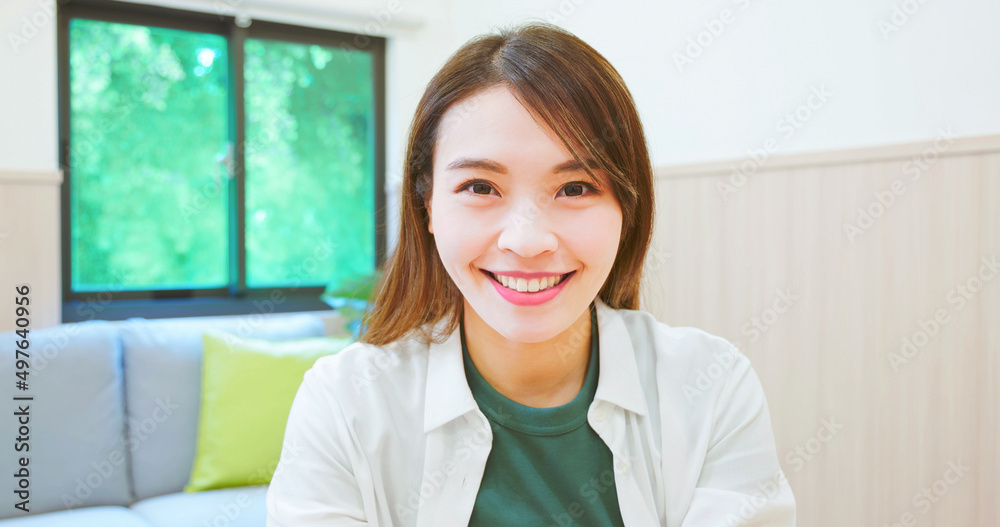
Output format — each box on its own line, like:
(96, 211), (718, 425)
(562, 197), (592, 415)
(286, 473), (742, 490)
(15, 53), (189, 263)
(459, 180), (497, 196)
(559, 182), (595, 197)
(470, 183), (494, 195)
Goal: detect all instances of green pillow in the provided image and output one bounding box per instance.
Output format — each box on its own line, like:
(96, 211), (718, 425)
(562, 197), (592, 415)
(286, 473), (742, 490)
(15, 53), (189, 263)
(185, 331), (354, 492)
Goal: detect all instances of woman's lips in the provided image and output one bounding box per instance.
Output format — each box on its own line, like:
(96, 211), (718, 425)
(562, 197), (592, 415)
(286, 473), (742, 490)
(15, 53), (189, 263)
(482, 270), (576, 306)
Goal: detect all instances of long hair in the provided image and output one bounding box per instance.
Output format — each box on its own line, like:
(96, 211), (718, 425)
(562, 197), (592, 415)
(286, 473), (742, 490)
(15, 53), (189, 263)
(359, 21), (654, 346)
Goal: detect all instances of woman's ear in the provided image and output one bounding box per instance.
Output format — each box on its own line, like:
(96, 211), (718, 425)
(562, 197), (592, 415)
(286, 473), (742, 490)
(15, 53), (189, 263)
(426, 197), (433, 234)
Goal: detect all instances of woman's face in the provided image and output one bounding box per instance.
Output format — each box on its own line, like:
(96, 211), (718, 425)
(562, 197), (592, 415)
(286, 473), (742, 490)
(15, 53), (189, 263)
(426, 84), (623, 344)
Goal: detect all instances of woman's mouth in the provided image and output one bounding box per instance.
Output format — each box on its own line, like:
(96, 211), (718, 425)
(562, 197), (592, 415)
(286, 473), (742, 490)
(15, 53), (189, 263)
(482, 270), (575, 293)
(481, 269), (575, 306)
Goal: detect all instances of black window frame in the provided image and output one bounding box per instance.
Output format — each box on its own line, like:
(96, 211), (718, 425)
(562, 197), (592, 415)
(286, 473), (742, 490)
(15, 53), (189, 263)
(57, 0), (387, 322)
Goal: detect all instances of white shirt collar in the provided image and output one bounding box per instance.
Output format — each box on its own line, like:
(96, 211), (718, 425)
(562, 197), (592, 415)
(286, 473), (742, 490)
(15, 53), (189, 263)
(423, 297), (649, 433)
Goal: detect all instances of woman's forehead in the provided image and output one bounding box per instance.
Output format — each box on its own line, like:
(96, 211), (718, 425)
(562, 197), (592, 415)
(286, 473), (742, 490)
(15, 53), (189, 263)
(437, 86), (545, 137)
(436, 92), (578, 155)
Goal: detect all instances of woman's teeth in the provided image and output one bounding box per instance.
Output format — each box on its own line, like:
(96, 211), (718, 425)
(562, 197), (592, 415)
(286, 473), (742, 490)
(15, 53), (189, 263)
(491, 273), (566, 293)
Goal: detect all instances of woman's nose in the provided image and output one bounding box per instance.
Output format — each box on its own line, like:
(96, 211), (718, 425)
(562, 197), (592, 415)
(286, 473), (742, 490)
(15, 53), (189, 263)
(496, 196), (558, 258)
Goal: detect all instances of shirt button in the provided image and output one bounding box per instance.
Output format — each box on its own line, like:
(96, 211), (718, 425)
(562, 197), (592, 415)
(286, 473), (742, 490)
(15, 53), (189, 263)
(593, 405), (610, 422)
(617, 460), (631, 475)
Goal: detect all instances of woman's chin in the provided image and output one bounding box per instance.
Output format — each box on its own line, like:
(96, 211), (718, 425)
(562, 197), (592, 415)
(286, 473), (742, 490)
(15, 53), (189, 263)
(491, 315), (575, 346)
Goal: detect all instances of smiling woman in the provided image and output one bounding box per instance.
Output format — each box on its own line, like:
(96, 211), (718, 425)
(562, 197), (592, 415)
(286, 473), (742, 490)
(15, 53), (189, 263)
(426, 84), (624, 398)
(266, 21), (796, 527)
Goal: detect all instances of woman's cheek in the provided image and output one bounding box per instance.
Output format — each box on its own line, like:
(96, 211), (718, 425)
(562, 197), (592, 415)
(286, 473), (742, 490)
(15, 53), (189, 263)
(582, 205), (622, 236)
(583, 206), (623, 266)
(433, 207), (478, 265)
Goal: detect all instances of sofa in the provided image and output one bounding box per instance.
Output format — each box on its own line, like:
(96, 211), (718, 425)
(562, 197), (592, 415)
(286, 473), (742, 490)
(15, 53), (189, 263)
(0, 310), (339, 526)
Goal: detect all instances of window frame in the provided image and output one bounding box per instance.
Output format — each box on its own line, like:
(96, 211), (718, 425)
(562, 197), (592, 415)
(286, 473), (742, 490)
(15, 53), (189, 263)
(57, 0), (387, 322)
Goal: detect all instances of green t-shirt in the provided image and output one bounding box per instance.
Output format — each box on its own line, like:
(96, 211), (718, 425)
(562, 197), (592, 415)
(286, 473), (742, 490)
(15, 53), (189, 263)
(462, 302), (625, 527)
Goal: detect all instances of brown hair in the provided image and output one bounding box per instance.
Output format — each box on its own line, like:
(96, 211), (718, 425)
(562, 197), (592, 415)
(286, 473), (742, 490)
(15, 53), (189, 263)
(359, 21), (654, 346)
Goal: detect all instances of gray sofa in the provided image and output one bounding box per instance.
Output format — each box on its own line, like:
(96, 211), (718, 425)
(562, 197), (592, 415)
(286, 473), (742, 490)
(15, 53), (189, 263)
(0, 311), (330, 526)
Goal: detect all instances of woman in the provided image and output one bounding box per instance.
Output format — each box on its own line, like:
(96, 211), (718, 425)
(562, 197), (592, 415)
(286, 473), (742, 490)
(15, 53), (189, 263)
(267, 21), (795, 527)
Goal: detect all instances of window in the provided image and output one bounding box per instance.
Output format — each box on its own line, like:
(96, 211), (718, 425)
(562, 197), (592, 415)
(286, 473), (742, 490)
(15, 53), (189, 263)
(57, 0), (386, 321)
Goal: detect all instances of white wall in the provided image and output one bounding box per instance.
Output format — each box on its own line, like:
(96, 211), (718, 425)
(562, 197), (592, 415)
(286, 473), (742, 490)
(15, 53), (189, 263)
(1, 0), (59, 172)
(448, 0), (1000, 166)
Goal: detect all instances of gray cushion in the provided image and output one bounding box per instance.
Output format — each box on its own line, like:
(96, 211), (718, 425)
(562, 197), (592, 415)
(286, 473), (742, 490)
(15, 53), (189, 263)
(130, 486), (267, 527)
(118, 314), (323, 500)
(0, 506), (154, 527)
(0, 322), (131, 519)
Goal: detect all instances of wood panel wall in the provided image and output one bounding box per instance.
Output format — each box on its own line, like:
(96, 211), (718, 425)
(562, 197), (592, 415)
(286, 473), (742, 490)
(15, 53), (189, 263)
(640, 134), (999, 526)
(0, 170), (62, 332)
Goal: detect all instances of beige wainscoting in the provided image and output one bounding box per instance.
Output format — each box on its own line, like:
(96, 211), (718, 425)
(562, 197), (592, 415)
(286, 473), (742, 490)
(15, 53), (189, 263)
(640, 134), (999, 526)
(0, 169), (62, 332)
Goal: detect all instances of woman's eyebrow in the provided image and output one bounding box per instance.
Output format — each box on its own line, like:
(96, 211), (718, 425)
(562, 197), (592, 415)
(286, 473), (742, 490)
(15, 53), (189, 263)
(444, 157), (598, 175)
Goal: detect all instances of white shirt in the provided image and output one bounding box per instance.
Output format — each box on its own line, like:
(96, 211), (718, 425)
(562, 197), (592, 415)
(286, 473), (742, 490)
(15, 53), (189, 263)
(266, 298), (796, 526)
